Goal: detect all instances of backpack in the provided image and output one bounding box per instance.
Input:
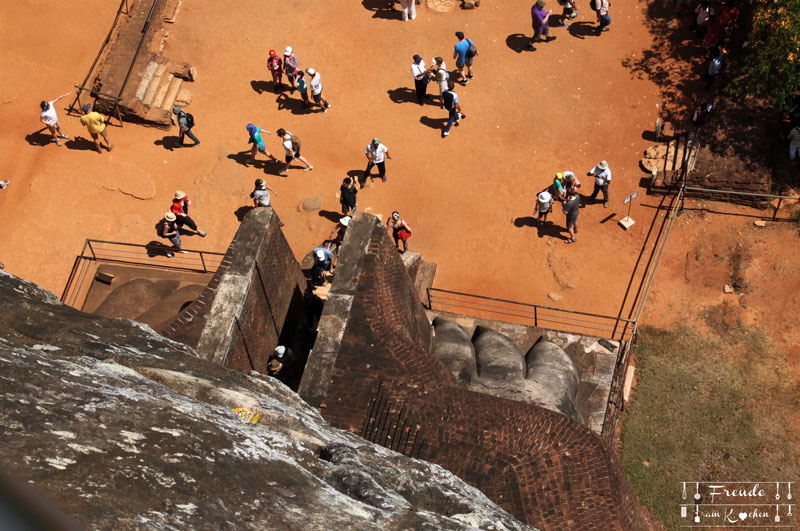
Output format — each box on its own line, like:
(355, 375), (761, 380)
(589, 0), (599, 11)
(185, 112), (195, 129)
(466, 39), (478, 58)
(290, 133), (301, 153)
(443, 90), (456, 109)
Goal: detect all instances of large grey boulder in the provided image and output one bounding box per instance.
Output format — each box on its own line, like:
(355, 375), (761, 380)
(524, 339), (583, 423)
(432, 317), (477, 382)
(0, 272), (532, 531)
(472, 326), (525, 387)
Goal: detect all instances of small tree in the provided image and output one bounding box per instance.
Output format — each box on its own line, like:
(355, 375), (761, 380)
(728, 0), (800, 109)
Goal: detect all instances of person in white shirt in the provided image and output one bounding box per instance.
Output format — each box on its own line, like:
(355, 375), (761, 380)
(305, 68), (331, 113)
(431, 57), (450, 109)
(536, 190), (554, 225)
(363, 138), (390, 186)
(411, 55), (428, 105)
(39, 92), (72, 146)
(587, 160), (612, 207)
(275, 128), (313, 175)
(251, 178), (283, 227)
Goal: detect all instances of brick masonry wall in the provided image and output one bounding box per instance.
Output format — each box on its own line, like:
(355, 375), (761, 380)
(306, 214), (650, 530)
(162, 207), (305, 373)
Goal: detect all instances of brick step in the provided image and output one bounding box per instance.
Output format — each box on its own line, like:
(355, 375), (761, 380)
(152, 73), (174, 108)
(143, 64), (167, 106)
(161, 76), (183, 111)
(415, 261), (437, 307)
(134, 61), (159, 101)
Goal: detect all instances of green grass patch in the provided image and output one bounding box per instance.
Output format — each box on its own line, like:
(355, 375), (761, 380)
(620, 319), (799, 529)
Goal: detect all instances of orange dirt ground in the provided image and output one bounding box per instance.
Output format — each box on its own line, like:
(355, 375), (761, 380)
(1, 0), (798, 345)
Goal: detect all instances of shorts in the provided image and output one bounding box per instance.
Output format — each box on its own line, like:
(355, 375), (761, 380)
(90, 127), (108, 140)
(456, 57), (473, 68)
(284, 151), (300, 163)
(563, 5), (574, 14)
(313, 92), (323, 104)
(257, 143), (267, 154)
(300, 91), (309, 102)
(566, 213), (578, 230)
(538, 206), (551, 215)
(45, 122), (60, 130)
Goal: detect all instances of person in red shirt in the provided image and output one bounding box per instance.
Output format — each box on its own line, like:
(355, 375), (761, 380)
(267, 49), (283, 92)
(171, 190), (207, 237)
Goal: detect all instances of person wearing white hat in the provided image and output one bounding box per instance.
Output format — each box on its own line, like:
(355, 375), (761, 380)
(159, 212), (186, 257)
(283, 46), (300, 92)
(327, 216), (351, 254)
(305, 68), (331, 113)
(536, 190), (554, 225)
(587, 160), (612, 208)
(312, 246), (335, 285)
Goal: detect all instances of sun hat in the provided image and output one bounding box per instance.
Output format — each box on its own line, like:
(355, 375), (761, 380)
(598, 160), (609, 170)
(81, 103), (92, 113)
(306, 67), (316, 76)
(165, 212), (177, 222)
(340, 216), (351, 227)
(269, 49), (277, 57)
(174, 190), (186, 200)
(538, 191), (552, 203)
(284, 46), (293, 55)
(316, 249), (326, 260)
(275, 346), (286, 358)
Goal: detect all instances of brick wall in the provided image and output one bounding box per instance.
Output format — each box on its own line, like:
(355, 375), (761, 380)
(301, 213), (650, 530)
(161, 207), (305, 372)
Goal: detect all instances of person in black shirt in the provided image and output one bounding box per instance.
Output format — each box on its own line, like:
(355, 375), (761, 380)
(339, 177), (358, 215)
(563, 192), (580, 244)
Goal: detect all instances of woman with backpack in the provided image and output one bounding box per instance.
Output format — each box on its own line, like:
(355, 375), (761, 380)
(275, 128), (313, 176)
(245, 123), (277, 166)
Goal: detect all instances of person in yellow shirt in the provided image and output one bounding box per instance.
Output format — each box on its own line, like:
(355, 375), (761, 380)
(80, 104), (113, 153)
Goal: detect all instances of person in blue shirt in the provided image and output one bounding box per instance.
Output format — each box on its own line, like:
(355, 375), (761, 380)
(452, 31), (475, 84)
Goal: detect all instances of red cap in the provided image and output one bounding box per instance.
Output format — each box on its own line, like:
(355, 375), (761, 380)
(269, 49), (277, 57)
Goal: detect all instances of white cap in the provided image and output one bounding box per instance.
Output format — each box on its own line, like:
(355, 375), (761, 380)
(306, 67), (316, 76)
(275, 346), (286, 358)
(316, 249), (325, 260)
(284, 46), (293, 55)
(340, 216), (351, 227)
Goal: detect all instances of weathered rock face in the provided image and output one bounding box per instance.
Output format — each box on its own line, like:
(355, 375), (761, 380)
(432, 317), (478, 382)
(524, 339), (583, 423)
(473, 326), (526, 387)
(0, 273), (531, 531)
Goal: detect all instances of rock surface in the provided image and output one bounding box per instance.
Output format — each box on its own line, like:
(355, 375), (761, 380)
(0, 272), (531, 531)
(432, 317), (478, 382)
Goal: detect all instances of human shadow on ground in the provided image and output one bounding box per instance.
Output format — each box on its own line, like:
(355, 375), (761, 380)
(419, 116), (448, 131)
(505, 33), (531, 53)
(25, 128), (53, 147)
(235, 206), (254, 222)
(228, 151), (284, 175)
(250, 80), (272, 95)
(387, 87), (427, 106)
(362, 0), (401, 19)
(144, 240), (175, 258)
(65, 137), (99, 152)
(318, 210), (343, 223)
(276, 93), (313, 115)
(154, 135), (182, 151)
(513, 217), (568, 240)
(567, 21), (599, 39)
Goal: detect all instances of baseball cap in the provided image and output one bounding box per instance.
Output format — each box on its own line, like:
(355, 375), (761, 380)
(413, 54), (422, 63)
(340, 216), (351, 226)
(275, 346), (286, 358)
(284, 46), (292, 55)
(372, 137), (380, 144)
(269, 49), (277, 57)
(81, 103), (92, 113)
(306, 67), (316, 76)
(536, 0), (546, 6)
(316, 249), (325, 260)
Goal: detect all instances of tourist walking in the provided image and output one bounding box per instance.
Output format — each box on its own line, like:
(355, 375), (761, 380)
(306, 68), (331, 113)
(537, 190), (554, 225)
(386, 211), (412, 253)
(267, 49), (283, 91)
(596, 0), (611, 33)
(442, 80), (465, 137)
(245, 123), (277, 165)
(172, 106), (200, 147)
(453, 32), (476, 84)
(79, 104), (113, 153)
(340, 177), (358, 214)
(159, 212), (186, 257)
(312, 247), (335, 285)
(171, 190), (207, 236)
(563, 192), (580, 243)
(251, 178), (284, 226)
(411, 55), (428, 105)
(587, 160), (612, 207)
(527, 1), (557, 52)
(283, 47), (300, 92)
(296, 71), (311, 107)
(39, 92), (71, 146)
(399, 0), (417, 20)
(558, 0), (579, 25)
(275, 128), (313, 175)
(364, 138), (391, 185)
(431, 57), (450, 109)
(788, 124), (800, 161)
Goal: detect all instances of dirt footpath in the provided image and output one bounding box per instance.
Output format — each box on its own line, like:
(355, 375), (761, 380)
(1, 0), (797, 347)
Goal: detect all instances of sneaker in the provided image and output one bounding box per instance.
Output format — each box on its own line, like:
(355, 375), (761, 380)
(459, 113), (466, 119)
(601, 26), (610, 32)
(545, 36), (557, 42)
(461, 79), (470, 85)
(454, 120), (460, 127)
(107, 144), (114, 152)
(560, 21), (569, 26)
(279, 171), (289, 176)
(60, 135), (70, 139)
(56, 139), (62, 146)
(198, 230), (207, 237)
(525, 44), (537, 51)
(443, 131), (449, 137)
(303, 166), (314, 172)
(0, 179), (9, 189)
(604, 201), (609, 208)
(570, 11), (579, 18)
(177, 250), (188, 254)
(317, 108), (327, 113)
(467, 74), (474, 79)
(324, 101), (331, 108)
(381, 175), (386, 182)
(565, 238), (576, 244)
(166, 252), (174, 258)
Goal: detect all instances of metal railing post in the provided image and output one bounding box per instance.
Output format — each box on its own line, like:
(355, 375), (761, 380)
(533, 306), (538, 327)
(88, 240), (97, 260)
(200, 252), (207, 274)
(426, 287), (432, 309)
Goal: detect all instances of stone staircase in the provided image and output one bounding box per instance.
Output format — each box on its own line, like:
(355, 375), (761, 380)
(130, 59), (191, 125)
(648, 133), (700, 191)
